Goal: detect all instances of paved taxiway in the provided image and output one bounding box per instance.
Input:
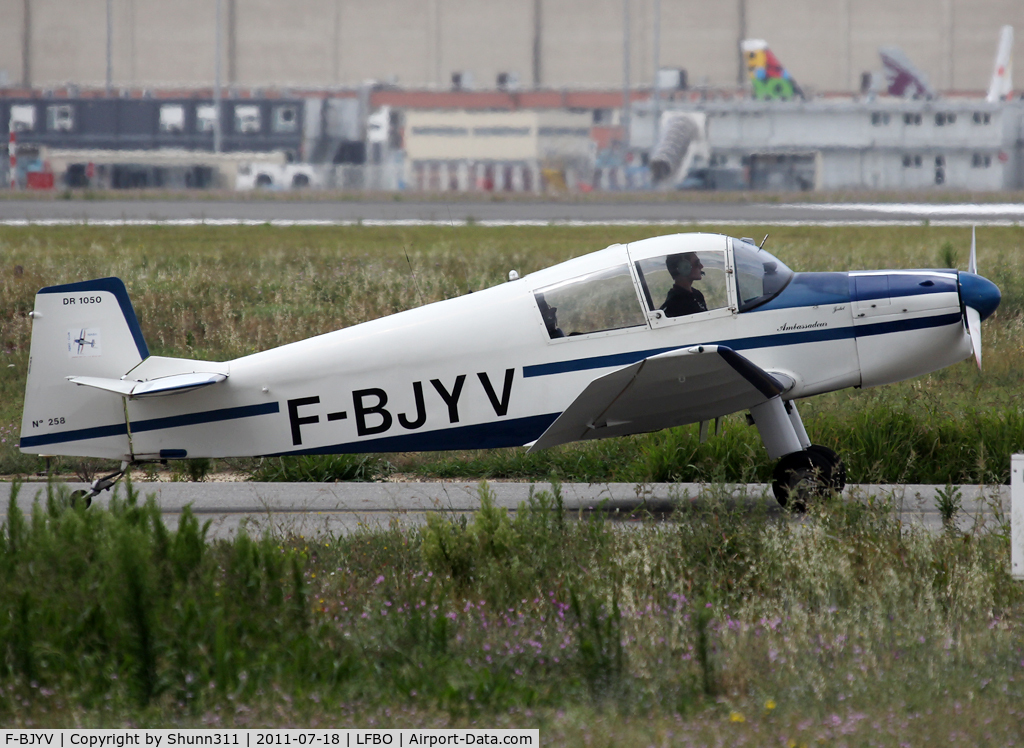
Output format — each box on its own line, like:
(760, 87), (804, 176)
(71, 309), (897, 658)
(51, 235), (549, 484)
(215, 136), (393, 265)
(0, 481), (1008, 540)
(1, 199), (1024, 225)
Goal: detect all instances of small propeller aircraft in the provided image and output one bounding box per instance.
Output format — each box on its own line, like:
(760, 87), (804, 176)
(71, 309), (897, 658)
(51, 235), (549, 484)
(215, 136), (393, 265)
(19, 231), (1000, 508)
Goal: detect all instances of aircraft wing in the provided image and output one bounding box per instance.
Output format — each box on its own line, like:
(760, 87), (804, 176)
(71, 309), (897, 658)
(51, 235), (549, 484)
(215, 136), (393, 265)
(527, 345), (786, 452)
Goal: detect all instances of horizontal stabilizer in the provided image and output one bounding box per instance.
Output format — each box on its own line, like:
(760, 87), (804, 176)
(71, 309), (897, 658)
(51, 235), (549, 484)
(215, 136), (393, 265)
(67, 372), (227, 398)
(527, 345), (784, 452)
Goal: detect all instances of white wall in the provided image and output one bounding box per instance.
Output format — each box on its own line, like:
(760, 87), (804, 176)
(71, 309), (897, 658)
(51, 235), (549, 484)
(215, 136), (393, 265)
(1, 0), (1022, 93)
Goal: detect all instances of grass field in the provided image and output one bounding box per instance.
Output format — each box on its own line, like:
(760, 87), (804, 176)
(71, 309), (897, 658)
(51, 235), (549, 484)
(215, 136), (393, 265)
(1, 223), (1022, 483)
(2, 224), (1023, 740)
(1, 479), (1022, 742)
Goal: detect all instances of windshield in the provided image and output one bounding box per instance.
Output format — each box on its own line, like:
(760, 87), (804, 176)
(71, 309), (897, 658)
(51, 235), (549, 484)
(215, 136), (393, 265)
(733, 238), (794, 311)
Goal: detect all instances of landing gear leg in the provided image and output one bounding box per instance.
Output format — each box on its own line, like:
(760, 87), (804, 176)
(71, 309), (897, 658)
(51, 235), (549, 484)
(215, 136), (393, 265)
(71, 460), (131, 508)
(785, 400), (846, 492)
(750, 398), (845, 511)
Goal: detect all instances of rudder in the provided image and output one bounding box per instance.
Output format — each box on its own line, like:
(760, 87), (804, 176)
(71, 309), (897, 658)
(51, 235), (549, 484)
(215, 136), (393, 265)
(20, 278), (148, 459)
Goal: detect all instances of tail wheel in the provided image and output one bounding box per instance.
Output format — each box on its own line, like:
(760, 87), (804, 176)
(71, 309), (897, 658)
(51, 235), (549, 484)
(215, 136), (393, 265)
(70, 489), (92, 509)
(806, 444), (847, 493)
(772, 449), (831, 512)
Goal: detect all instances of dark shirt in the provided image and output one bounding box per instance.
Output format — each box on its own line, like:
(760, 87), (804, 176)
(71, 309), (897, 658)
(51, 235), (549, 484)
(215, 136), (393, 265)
(661, 285), (708, 317)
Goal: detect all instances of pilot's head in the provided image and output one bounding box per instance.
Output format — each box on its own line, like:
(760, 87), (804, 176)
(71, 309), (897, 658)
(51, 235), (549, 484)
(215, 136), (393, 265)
(666, 252), (703, 282)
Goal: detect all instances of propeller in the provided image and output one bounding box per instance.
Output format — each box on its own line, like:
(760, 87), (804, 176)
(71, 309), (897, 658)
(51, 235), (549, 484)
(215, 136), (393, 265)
(969, 225), (977, 274)
(960, 225), (994, 370)
(966, 305), (982, 369)
(967, 225), (981, 367)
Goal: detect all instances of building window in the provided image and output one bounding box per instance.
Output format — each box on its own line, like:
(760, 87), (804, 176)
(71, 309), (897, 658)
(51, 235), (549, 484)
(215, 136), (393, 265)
(272, 105), (298, 133)
(871, 112), (891, 126)
(473, 126), (531, 137)
(972, 112), (991, 125)
(935, 155), (945, 167)
(159, 104), (185, 134)
(537, 127), (589, 137)
(46, 104), (74, 132)
(410, 126), (469, 136)
(196, 104), (217, 132)
(234, 105), (261, 134)
(903, 113), (922, 126)
(972, 153), (992, 168)
(902, 154), (922, 168)
(10, 104), (35, 132)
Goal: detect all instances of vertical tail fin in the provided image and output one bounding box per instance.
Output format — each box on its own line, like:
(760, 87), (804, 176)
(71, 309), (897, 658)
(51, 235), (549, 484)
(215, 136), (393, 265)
(741, 39), (803, 100)
(19, 278), (148, 459)
(987, 25), (1014, 102)
(879, 47), (936, 99)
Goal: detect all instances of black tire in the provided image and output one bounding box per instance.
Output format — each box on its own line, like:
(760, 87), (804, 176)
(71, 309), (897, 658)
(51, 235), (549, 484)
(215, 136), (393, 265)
(255, 173), (273, 188)
(806, 444), (847, 493)
(292, 173), (310, 188)
(772, 449), (831, 511)
(70, 489), (92, 509)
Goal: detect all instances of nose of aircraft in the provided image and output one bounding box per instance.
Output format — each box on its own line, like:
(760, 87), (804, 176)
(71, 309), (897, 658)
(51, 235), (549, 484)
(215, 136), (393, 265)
(959, 272), (1001, 320)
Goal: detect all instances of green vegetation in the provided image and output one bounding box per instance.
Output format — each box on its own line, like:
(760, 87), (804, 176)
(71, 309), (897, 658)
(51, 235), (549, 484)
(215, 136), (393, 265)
(2, 480), (1022, 741)
(2, 224), (1023, 482)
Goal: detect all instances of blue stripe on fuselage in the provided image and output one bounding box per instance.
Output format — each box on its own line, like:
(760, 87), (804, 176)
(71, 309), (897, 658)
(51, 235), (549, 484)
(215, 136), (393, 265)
(19, 401), (280, 448)
(19, 421), (128, 448)
(267, 412), (561, 456)
(523, 311), (962, 379)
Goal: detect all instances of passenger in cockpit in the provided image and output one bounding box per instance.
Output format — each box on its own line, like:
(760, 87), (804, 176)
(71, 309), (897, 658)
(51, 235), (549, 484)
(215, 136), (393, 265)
(536, 294), (565, 338)
(661, 252), (708, 317)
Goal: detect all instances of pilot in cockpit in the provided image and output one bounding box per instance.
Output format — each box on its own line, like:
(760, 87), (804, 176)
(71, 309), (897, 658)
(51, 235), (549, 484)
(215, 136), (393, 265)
(660, 252), (708, 317)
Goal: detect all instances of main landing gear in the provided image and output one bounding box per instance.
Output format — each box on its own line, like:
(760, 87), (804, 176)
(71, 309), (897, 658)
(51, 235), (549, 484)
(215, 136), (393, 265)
(749, 397), (846, 511)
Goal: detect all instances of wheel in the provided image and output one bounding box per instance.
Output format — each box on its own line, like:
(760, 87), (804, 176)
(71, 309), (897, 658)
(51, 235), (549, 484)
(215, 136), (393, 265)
(70, 489), (92, 509)
(806, 444), (847, 493)
(291, 173), (310, 188)
(772, 449), (831, 511)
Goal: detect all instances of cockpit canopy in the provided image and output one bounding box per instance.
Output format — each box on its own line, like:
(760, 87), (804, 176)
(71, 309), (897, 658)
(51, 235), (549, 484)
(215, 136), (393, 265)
(531, 234), (794, 340)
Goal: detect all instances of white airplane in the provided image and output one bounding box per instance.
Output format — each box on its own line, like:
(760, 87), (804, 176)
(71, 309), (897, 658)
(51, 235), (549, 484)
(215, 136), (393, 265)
(19, 232), (1001, 508)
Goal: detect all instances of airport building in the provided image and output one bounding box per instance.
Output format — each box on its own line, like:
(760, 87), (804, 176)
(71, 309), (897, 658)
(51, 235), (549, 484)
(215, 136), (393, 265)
(0, 0), (1021, 95)
(632, 98), (1024, 191)
(403, 110), (593, 191)
(1, 0), (1023, 193)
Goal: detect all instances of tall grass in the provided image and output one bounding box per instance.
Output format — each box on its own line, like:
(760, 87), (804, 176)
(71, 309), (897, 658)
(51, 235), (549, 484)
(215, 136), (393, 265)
(2, 480), (1022, 742)
(2, 225), (1023, 482)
